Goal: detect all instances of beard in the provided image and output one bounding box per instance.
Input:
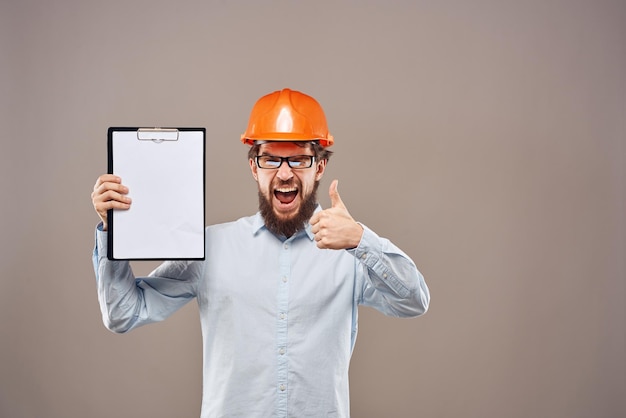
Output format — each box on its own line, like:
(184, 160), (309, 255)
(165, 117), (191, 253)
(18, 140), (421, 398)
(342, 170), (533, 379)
(259, 180), (320, 238)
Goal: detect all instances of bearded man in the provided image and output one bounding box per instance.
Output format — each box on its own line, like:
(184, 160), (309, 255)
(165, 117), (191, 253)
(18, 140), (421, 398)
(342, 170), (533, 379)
(91, 88), (430, 418)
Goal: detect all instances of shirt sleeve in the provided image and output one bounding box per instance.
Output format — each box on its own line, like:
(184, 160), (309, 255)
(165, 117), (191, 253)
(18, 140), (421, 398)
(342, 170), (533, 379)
(348, 224), (430, 318)
(92, 224), (202, 333)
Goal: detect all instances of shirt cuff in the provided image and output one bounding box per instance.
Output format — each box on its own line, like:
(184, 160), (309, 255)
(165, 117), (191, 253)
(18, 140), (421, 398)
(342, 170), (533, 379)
(95, 223), (108, 257)
(347, 224), (380, 265)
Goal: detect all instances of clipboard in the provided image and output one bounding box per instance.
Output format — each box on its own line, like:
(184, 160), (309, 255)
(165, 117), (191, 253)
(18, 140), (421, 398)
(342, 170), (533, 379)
(107, 127), (206, 260)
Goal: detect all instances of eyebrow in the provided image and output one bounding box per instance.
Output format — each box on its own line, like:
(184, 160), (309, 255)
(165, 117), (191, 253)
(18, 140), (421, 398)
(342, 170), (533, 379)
(258, 152), (314, 157)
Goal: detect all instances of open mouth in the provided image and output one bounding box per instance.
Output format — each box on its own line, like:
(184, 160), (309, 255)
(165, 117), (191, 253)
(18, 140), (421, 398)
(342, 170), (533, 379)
(274, 187), (298, 205)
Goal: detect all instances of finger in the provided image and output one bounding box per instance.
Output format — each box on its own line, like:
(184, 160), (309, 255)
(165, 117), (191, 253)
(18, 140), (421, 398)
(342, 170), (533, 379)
(309, 212), (320, 226)
(316, 238), (329, 249)
(98, 199), (132, 211)
(94, 197), (131, 220)
(102, 188), (132, 203)
(94, 174), (122, 190)
(93, 189), (132, 210)
(314, 233), (325, 246)
(93, 181), (129, 198)
(329, 179), (345, 209)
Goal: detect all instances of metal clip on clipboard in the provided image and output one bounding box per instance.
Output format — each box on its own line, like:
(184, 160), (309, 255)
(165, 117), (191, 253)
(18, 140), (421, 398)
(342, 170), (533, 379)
(137, 128), (179, 143)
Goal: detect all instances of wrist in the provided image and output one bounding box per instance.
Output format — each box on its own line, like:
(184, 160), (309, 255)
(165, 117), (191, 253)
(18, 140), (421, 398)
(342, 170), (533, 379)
(350, 222), (364, 249)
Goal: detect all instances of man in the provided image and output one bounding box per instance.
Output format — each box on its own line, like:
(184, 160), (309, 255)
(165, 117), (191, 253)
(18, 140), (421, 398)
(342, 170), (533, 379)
(91, 88), (430, 418)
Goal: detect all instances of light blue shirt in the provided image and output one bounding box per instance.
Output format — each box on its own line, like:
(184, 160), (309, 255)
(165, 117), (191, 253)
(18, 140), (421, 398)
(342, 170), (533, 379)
(93, 208), (429, 418)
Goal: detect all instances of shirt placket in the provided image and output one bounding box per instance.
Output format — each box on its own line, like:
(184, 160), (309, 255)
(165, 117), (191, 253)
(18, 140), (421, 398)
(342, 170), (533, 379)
(276, 238), (291, 417)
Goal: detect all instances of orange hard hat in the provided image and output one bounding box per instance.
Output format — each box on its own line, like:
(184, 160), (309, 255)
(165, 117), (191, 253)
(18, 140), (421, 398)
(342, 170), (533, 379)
(241, 88), (334, 147)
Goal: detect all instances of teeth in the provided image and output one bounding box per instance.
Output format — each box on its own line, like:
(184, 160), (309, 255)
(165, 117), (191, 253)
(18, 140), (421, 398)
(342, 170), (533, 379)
(275, 187), (297, 193)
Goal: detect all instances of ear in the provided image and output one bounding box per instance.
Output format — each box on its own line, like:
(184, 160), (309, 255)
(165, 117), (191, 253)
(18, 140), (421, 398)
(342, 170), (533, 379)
(249, 158), (258, 181)
(315, 158), (327, 181)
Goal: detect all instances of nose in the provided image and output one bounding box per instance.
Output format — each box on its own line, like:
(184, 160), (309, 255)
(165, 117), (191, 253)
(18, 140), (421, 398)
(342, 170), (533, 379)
(276, 160), (294, 181)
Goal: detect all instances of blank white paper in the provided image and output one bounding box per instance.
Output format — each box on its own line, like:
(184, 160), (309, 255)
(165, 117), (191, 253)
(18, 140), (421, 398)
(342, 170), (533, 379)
(109, 129), (205, 259)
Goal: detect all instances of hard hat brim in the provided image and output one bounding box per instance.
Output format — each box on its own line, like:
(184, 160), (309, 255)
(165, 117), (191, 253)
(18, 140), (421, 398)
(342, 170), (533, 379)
(241, 133), (334, 147)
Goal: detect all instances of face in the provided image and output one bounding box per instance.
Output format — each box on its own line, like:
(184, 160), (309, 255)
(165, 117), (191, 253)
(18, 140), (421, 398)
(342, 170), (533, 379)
(249, 142), (327, 236)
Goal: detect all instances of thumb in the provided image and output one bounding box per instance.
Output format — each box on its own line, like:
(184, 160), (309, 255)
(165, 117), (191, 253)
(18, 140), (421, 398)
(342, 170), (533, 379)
(329, 179), (345, 209)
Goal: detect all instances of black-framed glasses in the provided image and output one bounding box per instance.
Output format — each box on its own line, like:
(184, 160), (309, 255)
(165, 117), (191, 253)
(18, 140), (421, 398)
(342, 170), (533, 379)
(255, 155), (316, 169)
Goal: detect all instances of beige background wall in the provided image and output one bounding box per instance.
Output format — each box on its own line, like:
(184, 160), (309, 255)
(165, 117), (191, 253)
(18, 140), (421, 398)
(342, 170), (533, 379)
(1, 1), (624, 417)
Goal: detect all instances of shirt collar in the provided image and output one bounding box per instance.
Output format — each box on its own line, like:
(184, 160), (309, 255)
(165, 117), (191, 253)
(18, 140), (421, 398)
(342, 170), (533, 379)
(251, 205), (322, 241)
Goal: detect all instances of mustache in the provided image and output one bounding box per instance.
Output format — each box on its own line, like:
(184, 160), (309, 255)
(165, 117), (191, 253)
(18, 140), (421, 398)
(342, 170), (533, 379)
(272, 179), (300, 189)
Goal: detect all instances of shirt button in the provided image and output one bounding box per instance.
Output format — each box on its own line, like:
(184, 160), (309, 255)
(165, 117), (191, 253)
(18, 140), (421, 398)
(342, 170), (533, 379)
(279, 347), (286, 355)
(383, 273), (388, 279)
(279, 313), (286, 320)
(282, 276), (288, 283)
(279, 384), (286, 391)
(284, 244), (289, 250)
(361, 253), (367, 259)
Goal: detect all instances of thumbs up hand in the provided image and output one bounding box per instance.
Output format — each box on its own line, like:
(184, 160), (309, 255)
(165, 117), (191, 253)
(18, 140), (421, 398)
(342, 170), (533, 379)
(310, 180), (364, 250)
